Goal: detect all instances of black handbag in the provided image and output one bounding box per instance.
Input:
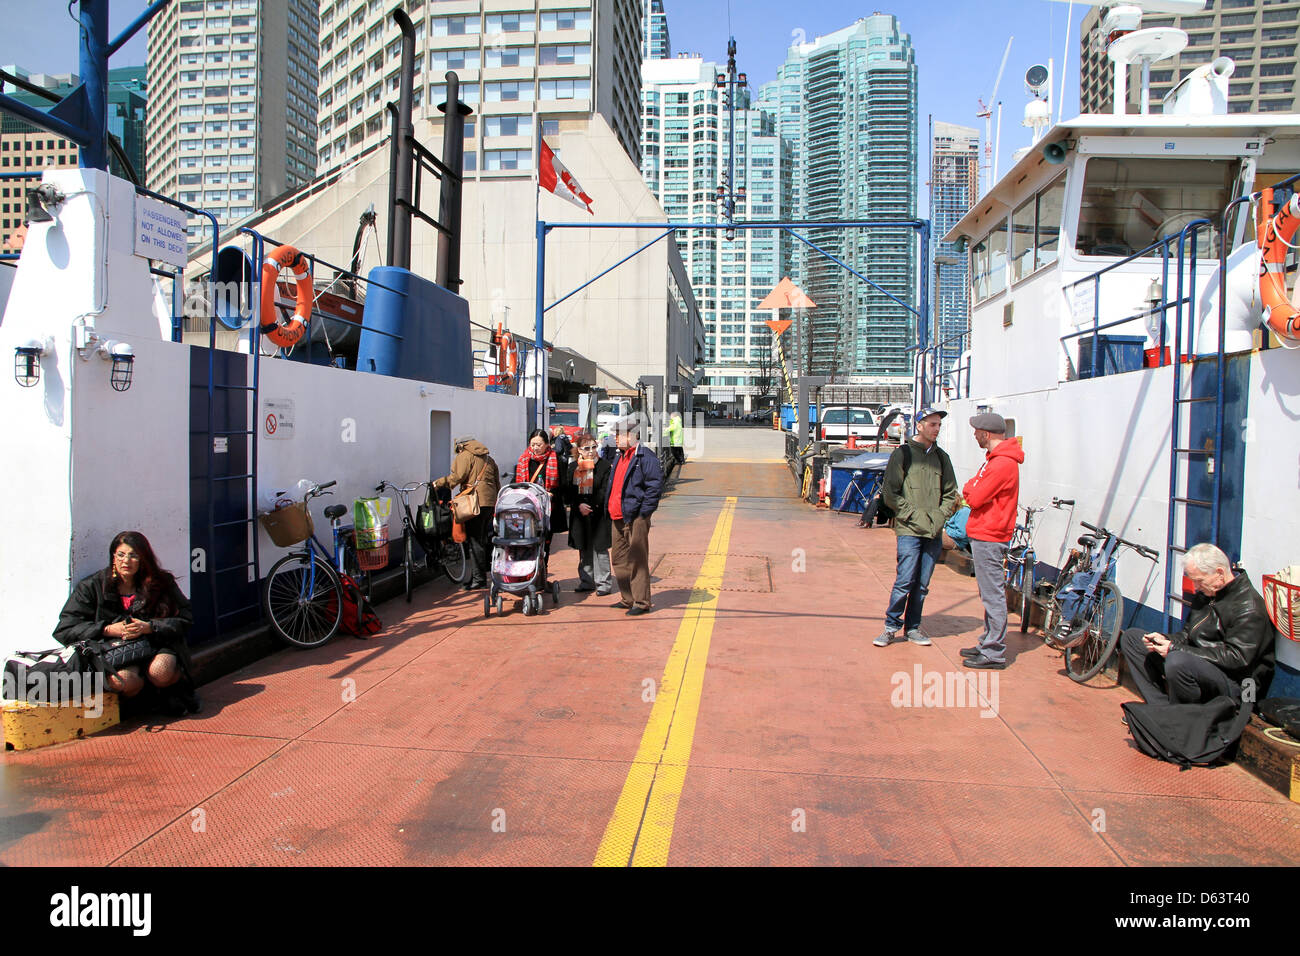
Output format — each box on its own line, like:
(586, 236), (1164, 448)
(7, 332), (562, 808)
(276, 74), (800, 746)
(94, 637), (158, 673)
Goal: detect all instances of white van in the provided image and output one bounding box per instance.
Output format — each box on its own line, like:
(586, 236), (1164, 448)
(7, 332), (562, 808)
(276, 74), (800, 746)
(595, 399), (634, 436)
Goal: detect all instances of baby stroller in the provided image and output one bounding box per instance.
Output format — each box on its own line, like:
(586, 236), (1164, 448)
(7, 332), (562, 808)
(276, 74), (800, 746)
(484, 482), (562, 616)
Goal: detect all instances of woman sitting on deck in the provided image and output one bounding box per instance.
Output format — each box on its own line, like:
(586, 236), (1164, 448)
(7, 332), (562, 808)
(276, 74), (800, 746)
(53, 531), (201, 715)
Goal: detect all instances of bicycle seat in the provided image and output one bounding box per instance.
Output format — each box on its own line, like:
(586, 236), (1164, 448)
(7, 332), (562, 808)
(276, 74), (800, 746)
(1077, 534), (1098, 548)
(324, 504), (348, 520)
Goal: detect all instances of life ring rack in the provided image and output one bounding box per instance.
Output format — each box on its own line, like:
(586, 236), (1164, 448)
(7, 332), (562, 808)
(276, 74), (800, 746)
(1256, 188), (1300, 344)
(497, 326), (519, 382)
(259, 244), (313, 349)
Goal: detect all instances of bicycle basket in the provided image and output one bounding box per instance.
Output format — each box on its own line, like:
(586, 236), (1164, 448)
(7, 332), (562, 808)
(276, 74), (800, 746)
(259, 502), (313, 547)
(355, 541), (389, 571)
(1262, 570), (1300, 642)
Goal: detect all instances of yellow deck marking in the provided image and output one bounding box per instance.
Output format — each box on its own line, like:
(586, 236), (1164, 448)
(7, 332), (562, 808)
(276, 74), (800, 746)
(593, 497), (737, 867)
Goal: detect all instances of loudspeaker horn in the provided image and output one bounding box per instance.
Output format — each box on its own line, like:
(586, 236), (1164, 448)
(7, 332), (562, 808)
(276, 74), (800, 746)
(1043, 141), (1068, 165)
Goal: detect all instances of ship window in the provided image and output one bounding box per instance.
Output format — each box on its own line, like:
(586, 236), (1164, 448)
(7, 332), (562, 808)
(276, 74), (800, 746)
(972, 218), (1008, 302)
(1011, 199), (1035, 283)
(1037, 176), (1065, 270)
(1075, 157), (1235, 259)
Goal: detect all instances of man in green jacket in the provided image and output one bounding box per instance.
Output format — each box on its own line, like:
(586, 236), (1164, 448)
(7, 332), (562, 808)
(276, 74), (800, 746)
(874, 408), (959, 647)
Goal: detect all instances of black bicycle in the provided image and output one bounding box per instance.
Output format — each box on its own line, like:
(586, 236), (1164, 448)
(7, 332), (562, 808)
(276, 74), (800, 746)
(1043, 520), (1159, 682)
(377, 480), (469, 600)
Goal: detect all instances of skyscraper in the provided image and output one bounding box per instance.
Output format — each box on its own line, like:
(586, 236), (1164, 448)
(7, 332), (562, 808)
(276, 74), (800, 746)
(1080, 1), (1300, 115)
(759, 16), (918, 380)
(931, 122), (980, 371)
(641, 56), (791, 411)
(316, 1), (643, 177)
(642, 0), (670, 60)
(147, 0), (318, 239)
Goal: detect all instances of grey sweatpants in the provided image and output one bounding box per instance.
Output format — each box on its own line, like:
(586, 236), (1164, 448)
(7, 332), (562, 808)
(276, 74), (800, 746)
(971, 539), (1009, 663)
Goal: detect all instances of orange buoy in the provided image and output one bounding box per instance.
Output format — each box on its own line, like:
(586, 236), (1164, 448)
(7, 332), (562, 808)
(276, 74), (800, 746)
(497, 327), (519, 382)
(259, 244), (313, 349)
(1256, 188), (1300, 343)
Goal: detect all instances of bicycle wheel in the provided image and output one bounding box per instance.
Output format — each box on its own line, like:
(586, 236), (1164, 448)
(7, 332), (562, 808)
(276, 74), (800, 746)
(439, 539), (469, 584)
(264, 552), (343, 648)
(1019, 553), (1035, 633)
(1064, 580), (1123, 683)
(404, 532), (414, 603)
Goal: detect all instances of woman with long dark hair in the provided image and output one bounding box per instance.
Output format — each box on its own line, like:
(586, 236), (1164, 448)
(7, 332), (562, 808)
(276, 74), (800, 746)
(515, 428), (569, 551)
(54, 531), (200, 715)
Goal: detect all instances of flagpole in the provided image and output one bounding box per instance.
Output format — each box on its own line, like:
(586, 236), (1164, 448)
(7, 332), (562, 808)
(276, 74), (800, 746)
(534, 124), (545, 430)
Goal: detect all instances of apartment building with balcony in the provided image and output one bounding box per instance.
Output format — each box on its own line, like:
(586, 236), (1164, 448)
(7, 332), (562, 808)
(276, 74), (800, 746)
(641, 56), (791, 411)
(931, 122), (980, 370)
(316, 0), (643, 177)
(1080, 0), (1300, 114)
(642, 0), (670, 60)
(146, 0), (318, 240)
(758, 15), (918, 380)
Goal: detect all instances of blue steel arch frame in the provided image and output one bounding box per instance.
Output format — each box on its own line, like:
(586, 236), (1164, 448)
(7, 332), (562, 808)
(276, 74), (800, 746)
(533, 217), (933, 429)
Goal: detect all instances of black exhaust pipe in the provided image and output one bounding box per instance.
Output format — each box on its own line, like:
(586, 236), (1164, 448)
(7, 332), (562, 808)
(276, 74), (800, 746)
(386, 8), (416, 270)
(436, 72), (472, 293)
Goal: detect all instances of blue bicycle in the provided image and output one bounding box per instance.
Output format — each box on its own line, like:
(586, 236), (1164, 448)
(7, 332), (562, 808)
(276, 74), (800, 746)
(262, 479), (366, 648)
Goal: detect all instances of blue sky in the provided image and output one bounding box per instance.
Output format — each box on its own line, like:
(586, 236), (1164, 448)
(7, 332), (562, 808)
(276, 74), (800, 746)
(8, 0), (1092, 187)
(668, 0), (1092, 174)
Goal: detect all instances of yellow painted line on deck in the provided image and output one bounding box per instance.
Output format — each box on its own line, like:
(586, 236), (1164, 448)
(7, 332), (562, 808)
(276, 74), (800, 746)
(593, 496), (737, 867)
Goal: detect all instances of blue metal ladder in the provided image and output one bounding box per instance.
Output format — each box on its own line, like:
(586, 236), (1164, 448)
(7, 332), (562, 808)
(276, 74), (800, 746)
(1162, 222), (1227, 632)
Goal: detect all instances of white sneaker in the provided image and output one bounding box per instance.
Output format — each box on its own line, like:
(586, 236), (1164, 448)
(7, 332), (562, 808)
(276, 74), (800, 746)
(905, 628), (932, 646)
(873, 628), (898, 647)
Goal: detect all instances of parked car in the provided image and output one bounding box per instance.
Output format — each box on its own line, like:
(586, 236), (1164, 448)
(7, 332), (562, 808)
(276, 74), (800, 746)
(818, 406), (878, 444)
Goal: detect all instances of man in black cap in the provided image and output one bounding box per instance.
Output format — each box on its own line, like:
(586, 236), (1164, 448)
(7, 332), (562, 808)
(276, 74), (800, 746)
(960, 412), (1024, 669)
(875, 407), (959, 647)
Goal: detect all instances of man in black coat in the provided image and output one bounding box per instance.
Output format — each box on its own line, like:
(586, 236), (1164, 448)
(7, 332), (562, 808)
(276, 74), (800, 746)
(1121, 543), (1276, 705)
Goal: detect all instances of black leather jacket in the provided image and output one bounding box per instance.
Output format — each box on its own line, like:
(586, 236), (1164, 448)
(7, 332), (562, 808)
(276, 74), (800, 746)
(1169, 569), (1276, 687)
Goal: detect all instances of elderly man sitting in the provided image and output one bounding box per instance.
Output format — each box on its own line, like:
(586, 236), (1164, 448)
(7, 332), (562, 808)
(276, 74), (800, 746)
(1120, 543), (1276, 706)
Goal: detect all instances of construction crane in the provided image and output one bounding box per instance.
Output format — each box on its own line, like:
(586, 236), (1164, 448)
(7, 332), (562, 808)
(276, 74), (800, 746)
(978, 36), (1014, 196)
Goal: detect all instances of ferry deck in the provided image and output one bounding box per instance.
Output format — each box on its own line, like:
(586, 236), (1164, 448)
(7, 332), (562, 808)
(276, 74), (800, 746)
(2, 427), (1296, 868)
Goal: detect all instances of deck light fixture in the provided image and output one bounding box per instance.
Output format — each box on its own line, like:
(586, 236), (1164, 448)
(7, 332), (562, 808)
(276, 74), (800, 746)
(107, 342), (135, 392)
(14, 338), (50, 387)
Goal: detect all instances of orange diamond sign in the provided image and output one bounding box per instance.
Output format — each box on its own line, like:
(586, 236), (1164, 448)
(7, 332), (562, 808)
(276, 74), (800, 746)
(765, 319), (792, 335)
(758, 276), (816, 310)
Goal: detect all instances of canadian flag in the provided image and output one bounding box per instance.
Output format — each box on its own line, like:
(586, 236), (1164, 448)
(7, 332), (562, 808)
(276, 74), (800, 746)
(538, 138), (594, 214)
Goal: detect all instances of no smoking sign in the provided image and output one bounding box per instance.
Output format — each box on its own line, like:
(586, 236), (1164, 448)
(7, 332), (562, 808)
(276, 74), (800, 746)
(263, 399), (295, 440)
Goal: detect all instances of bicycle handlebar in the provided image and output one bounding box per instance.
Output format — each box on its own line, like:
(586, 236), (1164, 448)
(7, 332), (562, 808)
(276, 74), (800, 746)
(1053, 498), (1074, 507)
(1078, 519), (1159, 560)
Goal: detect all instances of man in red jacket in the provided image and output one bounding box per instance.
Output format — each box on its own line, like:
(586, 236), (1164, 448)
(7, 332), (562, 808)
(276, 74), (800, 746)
(960, 412), (1025, 670)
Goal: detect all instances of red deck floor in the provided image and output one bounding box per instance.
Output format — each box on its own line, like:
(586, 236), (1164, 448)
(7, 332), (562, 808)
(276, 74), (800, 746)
(3, 460), (1297, 867)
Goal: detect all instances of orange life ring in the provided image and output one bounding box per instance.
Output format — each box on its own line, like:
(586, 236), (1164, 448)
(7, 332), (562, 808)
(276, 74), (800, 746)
(259, 244), (313, 349)
(1256, 188), (1300, 342)
(497, 328), (519, 381)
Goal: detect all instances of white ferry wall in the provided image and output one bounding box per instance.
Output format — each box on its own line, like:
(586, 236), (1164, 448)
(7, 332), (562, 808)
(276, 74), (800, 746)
(0, 168), (525, 658)
(944, 127), (1300, 671)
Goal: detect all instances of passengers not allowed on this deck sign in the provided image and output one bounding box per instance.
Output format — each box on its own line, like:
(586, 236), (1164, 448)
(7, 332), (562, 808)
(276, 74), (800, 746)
(133, 195), (189, 270)
(263, 399), (294, 440)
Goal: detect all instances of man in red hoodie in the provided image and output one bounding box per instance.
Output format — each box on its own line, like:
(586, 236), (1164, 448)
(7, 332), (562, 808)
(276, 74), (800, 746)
(960, 412), (1025, 670)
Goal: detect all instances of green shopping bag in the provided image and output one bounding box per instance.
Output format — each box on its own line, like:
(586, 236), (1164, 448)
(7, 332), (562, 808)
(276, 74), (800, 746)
(353, 496), (392, 550)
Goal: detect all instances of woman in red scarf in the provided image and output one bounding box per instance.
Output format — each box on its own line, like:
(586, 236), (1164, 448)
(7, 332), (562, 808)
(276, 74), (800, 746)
(515, 429), (568, 556)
